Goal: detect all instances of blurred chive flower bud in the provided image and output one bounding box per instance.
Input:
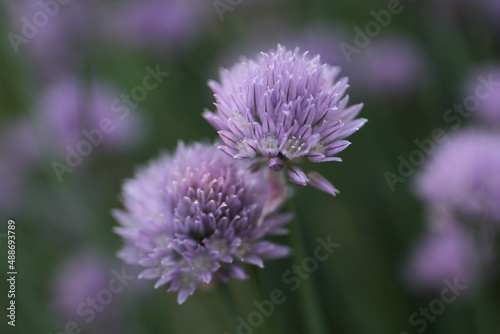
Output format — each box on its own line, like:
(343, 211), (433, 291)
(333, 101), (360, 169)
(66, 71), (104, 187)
(415, 130), (500, 227)
(404, 224), (480, 293)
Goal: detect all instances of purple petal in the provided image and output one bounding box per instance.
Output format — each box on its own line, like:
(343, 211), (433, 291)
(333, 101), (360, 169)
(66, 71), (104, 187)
(268, 157), (284, 172)
(307, 172), (339, 196)
(287, 166), (309, 186)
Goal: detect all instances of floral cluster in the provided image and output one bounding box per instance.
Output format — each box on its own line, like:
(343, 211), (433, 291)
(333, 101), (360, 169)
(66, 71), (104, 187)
(113, 46), (365, 303)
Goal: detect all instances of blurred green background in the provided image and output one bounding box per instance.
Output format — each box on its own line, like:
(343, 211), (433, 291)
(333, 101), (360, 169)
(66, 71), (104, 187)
(1, 0), (500, 333)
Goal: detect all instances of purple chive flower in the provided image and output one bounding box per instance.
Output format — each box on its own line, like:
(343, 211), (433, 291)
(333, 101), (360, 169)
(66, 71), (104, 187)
(464, 65), (500, 125)
(113, 142), (291, 304)
(404, 224), (479, 293)
(415, 130), (500, 226)
(204, 45), (366, 195)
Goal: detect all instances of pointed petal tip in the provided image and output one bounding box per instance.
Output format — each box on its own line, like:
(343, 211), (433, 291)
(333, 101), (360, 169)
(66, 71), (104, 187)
(307, 171), (339, 196)
(177, 292), (190, 305)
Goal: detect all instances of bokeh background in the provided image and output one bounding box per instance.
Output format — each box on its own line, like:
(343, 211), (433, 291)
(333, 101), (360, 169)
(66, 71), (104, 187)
(1, 0), (500, 333)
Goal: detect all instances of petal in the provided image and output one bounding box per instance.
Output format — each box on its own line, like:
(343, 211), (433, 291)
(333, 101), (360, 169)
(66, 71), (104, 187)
(177, 288), (193, 305)
(216, 144), (238, 158)
(228, 118), (249, 138)
(260, 245), (291, 259)
(323, 140), (351, 156)
(287, 166), (309, 186)
(203, 110), (228, 130)
(338, 103), (364, 122)
(268, 157), (284, 172)
(241, 255), (264, 268)
(339, 118), (368, 139)
(138, 268), (161, 279)
(228, 264), (248, 280)
(307, 172), (339, 196)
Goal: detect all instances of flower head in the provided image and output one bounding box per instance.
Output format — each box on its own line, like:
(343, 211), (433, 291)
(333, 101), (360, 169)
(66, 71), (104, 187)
(404, 224), (479, 293)
(204, 45), (366, 195)
(415, 130), (500, 226)
(113, 143), (291, 304)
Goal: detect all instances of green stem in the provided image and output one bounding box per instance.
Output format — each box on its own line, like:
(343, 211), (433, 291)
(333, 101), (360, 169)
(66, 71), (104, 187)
(249, 265), (279, 334)
(218, 282), (243, 328)
(289, 198), (330, 334)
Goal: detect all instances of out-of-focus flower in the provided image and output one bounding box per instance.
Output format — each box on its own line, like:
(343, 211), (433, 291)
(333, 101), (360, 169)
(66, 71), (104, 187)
(7, 0), (95, 78)
(464, 65), (500, 125)
(109, 0), (211, 54)
(349, 36), (429, 98)
(87, 82), (146, 152)
(113, 142), (291, 304)
(204, 45), (366, 195)
(404, 224), (480, 293)
(415, 130), (500, 226)
(52, 253), (108, 318)
(37, 77), (146, 158)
